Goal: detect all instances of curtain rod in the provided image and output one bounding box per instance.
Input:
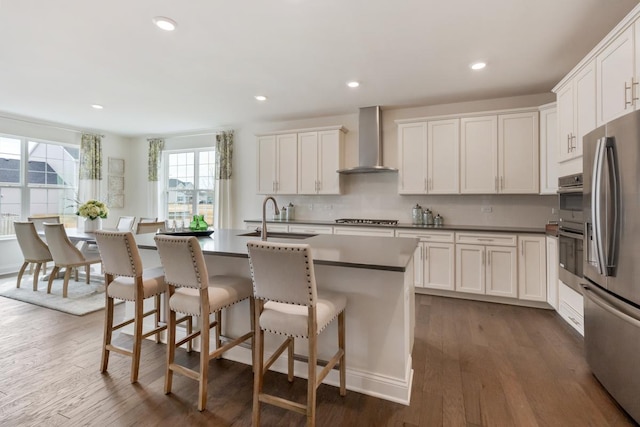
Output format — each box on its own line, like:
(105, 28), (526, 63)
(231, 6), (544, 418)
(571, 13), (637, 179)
(0, 113), (105, 137)
(147, 129), (233, 140)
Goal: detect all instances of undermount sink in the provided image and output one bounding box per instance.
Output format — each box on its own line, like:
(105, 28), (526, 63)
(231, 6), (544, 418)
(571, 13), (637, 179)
(237, 231), (317, 239)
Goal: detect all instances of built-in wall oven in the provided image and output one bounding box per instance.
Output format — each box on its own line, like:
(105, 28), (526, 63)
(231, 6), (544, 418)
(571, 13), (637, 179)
(558, 173), (584, 293)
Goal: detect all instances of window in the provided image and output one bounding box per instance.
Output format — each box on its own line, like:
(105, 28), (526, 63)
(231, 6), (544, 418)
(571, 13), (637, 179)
(164, 149), (215, 226)
(0, 135), (79, 236)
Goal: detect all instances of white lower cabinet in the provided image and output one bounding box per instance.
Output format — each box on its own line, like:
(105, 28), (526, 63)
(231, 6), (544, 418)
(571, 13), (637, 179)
(396, 230), (455, 290)
(558, 281), (584, 335)
(518, 235), (547, 302)
(333, 226), (395, 237)
(455, 233), (518, 298)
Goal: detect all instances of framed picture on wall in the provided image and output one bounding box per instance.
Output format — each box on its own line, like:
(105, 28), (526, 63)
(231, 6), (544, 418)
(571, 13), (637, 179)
(108, 157), (125, 175)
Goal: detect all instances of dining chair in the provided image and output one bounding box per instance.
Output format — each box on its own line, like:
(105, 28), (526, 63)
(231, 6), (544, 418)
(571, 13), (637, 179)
(94, 230), (167, 383)
(43, 223), (102, 298)
(14, 221), (53, 291)
(27, 215), (60, 273)
(136, 220), (166, 235)
(116, 216), (136, 231)
(247, 240), (347, 427)
(154, 234), (254, 411)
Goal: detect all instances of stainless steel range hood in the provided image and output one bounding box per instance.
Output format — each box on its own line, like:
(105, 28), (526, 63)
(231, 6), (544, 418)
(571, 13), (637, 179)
(337, 106), (398, 174)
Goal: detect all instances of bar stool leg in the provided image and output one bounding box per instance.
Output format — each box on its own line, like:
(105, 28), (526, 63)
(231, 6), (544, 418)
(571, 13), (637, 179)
(131, 296), (144, 383)
(198, 313), (210, 411)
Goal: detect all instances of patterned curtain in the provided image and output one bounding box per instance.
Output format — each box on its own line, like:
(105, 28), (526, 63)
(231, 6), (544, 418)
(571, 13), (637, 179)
(147, 138), (165, 219)
(214, 131), (233, 229)
(78, 133), (103, 209)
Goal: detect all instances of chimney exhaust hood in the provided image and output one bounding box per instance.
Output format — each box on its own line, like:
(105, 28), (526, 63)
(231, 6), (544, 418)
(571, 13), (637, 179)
(337, 106), (398, 174)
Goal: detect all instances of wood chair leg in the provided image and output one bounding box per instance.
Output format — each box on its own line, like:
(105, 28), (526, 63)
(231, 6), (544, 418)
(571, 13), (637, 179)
(62, 268), (72, 298)
(307, 331), (318, 427)
(47, 266), (59, 294)
(250, 297), (255, 373)
(215, 311), (222, 358)
(101, 294), (114, 373)
(154, 294), (162, 344)
(252, 301), (264, 426)
(288, 337), (294, 382)
(16, 261), (29, 289)
(32, 262), (43, 291)
(74, 267), (79, 282)
(131, 297), (144, 383)
(165, 307), (177, 394)
(198, 313), (210, 411)
(339, 311), (346, 396)
(85, 265), (90, 284)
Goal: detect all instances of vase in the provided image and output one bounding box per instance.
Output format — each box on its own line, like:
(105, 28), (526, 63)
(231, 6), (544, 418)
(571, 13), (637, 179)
(84, 217), (102, 233)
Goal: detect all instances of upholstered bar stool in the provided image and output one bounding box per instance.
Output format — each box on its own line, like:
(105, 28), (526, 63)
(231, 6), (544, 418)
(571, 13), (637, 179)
(93, 230), (167, 383)
(246, 241), (347, 427)
(14, 221), (53, 291)
(154, 235), (254, 412)
(44, 223), (102, 298)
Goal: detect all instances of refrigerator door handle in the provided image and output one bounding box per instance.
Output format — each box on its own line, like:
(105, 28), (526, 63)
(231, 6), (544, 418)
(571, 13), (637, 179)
(592, 137), (606, 275)
(583, 284), (640, 329)
(604, 138), (620, 276)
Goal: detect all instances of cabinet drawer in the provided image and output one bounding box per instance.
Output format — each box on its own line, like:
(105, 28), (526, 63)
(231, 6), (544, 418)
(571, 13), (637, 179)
(396, 230), (455, 243)
(455, 232), (517, 246)
(334, 226), (395, 237)
(288, 225), (333, 234)
(559, 281), (584, 316)
(559, 300), (584, 335)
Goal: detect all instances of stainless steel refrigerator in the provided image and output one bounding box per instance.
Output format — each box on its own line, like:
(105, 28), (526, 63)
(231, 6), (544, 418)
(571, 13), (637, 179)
(583, 110), (640, 424)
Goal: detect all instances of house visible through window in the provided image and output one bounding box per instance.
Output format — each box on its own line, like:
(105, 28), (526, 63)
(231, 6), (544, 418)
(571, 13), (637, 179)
(0, 135), (79, 236)
(164, 149), (215, 226)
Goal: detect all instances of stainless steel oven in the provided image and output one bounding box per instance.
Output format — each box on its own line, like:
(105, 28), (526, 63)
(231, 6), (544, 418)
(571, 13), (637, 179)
(558, 173), (584, 293)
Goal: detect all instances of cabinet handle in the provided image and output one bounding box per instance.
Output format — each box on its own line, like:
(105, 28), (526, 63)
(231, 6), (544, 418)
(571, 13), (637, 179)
(571, 135), (577, 152)
(487, 250), (490, 266)
(500, 176), (504, 190)
(633, 77), (639, 103)
(568, 316), (580, 326)
(482, 249), (485, 265)
(566, 134), (571, 153)
(423, 245), (428, 262)
(521, 241), (524, 256)
(625, 81), (633, 108)
(477, 238), (494, 242)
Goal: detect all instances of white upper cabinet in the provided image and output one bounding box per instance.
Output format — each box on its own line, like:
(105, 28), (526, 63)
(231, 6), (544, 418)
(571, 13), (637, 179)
(556, 61), (597, 163)
(398, 122), (428, 194)
(498, 112), (539, 194)
(460, 112), (538, 194)
(297, 129), (344, 195)
(460, 115), (498, 194)
(539, 103), (558, 194)
(257, 134), (297, 194)
(398, 119), (459, 195)
(257, 126), (344, 195)
(428, 119), (459, 194)
(597, 26), (635, 126)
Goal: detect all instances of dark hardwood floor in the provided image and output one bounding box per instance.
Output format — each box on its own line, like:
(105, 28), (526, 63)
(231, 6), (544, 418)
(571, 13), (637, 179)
(0, 292), (636, 426)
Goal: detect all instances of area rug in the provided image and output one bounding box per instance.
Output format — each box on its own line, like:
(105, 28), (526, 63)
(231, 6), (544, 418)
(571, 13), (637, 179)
(0, 273), (116, 316)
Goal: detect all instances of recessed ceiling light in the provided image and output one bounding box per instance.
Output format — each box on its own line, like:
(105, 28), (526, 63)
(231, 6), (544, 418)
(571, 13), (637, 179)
(255, 95), (267, 101)
(347, 81), (360, 88)
(471, 62), (487, 70)
(153, 16), (177, 31)
(91, 104), (104, 110)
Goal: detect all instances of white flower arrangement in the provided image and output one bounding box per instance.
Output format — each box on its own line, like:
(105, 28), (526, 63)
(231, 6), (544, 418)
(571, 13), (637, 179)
(76, 199), (109, 220)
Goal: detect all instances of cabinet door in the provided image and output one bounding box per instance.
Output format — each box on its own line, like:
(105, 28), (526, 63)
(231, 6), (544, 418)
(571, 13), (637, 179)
(428, 119), (459, 194)
(498, 112), (539, 194)
(546, 236), (559, 309)
(539, 105), (558, 194)
(398, 122), (427, 194)
(414, 244), (424, 288)
(486, 246), (518, 298)
(317, 130), (342, 194)
(455, 244), (485, 294)
(556, 82), (575, 162)
(297, 132), (319, 194)
(518, 236), (547, 302)
(276, 134), (298, 194)
(257, 136), (277, 194)
(460, 116), (498, 194)
(574, 61), (597, 158)
(424, 242), (455, 291)
(597, 26), (635, 126)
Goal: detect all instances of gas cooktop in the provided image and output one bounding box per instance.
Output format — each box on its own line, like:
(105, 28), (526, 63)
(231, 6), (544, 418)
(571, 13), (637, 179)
(335, 218), (399, 226)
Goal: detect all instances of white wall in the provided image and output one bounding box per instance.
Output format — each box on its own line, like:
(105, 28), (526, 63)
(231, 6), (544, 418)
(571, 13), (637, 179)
(0, 114), (133, 274)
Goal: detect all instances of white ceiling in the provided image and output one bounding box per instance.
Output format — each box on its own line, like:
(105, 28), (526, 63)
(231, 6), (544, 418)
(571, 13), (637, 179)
(0, 0), (638, 137)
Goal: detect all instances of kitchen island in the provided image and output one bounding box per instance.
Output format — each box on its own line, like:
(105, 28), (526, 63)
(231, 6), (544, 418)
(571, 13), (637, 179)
(135, 229), (418, 405)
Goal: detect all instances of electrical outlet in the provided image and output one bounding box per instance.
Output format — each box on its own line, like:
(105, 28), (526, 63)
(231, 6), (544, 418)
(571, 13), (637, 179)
(551, 207), (558, 214)
(481, 206), (492, 213)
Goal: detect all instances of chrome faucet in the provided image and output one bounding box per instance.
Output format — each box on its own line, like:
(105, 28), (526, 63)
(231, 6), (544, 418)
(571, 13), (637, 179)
(261, 196), (279, 241)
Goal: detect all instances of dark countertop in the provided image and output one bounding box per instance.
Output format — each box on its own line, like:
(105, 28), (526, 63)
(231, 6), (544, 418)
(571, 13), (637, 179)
(135, 229), (418, 273)
(244, 219), (546, 234)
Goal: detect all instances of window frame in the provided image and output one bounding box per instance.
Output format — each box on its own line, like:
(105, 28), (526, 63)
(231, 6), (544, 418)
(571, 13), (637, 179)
(162, 147), (216, 226)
